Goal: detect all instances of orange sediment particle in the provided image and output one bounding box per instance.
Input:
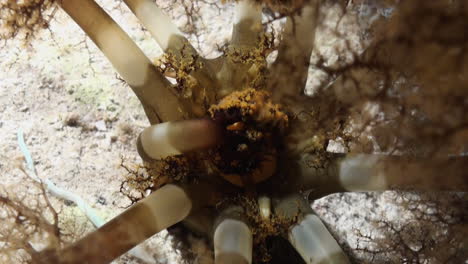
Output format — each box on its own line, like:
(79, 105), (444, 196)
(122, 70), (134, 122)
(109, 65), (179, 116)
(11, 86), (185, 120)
(227, 121), (246, 131)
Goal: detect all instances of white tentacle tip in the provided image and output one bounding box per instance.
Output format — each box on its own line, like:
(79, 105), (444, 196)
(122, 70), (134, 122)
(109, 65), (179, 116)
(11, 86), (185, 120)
(214, 219), (253, 264)
(138, 119), (221, 160)
(142, 184), (192, 231)
(234, 0), (262, 24)
(258, 196), (271, 220)
(288, 214), (350, 264)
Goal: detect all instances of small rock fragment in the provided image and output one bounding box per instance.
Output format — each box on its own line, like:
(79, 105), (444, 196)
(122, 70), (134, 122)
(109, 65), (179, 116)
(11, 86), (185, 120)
(94, 120), (107, 131)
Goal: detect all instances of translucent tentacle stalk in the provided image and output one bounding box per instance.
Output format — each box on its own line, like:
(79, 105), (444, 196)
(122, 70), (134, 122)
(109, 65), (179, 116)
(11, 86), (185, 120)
(122, 0), (186, 52)
(274, 153), (345, 198)
(338, 154), (468, 192)
(137, 119), (222, 160)
(123, 0), (219, 115)
(36, 184), (192, 263)
(231, 0), (263, 46)
(289, 214), (350, 264)
(214, 219), (253, 264)
(269, 1), (320, 98)
(59, 0), (183, 124)
(287, 153), (468, 195)
(218, 0), (262, 96)
(273, 195), (350, 264)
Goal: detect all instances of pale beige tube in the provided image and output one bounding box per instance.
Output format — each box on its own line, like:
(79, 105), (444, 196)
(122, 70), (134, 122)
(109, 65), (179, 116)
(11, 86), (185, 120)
(294, 153), (468, 194)
(218, 0), (262, 95)
(231, 0), (262, 46)
(269, 2), (319, 96)
(36, 184), (191, 264)
(123, 0), (218, 116)
(289, 214), (350, 264)
(123, 0), (186, 51)
(214, 219), (253, 264)
(60, 0), (183, 123)
(338, 154), (387, 191)
(338, 154), (468, 191)
(137, 119), (221, 160)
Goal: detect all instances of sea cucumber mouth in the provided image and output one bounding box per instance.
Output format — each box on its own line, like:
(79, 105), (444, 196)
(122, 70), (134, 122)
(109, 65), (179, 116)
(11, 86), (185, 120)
(208, 88), (288, 186)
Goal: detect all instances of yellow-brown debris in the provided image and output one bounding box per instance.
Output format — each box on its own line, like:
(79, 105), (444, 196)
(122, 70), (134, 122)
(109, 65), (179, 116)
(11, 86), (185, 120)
(209, 88), (288, 131)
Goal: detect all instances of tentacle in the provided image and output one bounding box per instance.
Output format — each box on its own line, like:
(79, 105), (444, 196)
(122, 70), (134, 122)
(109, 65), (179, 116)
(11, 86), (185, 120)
(273, 153), (345, 198)
(36, 184), (192, 263)
(214, 207), (253, 264)
(123, 0), (219, 114)
(231, 0), (263, 47)
(217, 0), (263, 96)
(273, 194), (350, 264)
(338, 154), (468, 192)
(137, 119), (222, 161)
(284, 153), (468, 196)
(122, 0), (188, 52)
(268, 1), (320, 98)
(59, 0), (183, 124)
(289, 214), (350, 264)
